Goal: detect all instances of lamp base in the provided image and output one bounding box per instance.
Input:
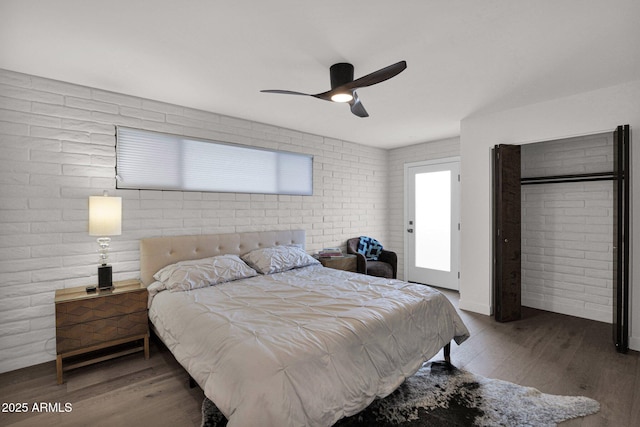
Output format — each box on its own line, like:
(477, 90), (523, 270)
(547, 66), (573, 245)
(98, 264), (113, 289)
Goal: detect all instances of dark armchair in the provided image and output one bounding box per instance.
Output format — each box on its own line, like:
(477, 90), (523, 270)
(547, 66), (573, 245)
(346, 237), (397, 279)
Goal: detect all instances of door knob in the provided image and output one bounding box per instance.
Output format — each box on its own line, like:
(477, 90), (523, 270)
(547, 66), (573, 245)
(407, 228), (414, 233)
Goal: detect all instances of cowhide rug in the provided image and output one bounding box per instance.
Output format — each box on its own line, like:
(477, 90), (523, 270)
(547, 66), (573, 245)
(201, 361), (600, 426)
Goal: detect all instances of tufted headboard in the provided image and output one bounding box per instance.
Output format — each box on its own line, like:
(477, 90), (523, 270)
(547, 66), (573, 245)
(139, 229), (306, 286)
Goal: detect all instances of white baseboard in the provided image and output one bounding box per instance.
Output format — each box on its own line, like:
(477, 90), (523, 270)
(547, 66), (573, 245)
(629, 336), (640, 352)
(458, 298), (491, 316)
(522, 299), (611, 324)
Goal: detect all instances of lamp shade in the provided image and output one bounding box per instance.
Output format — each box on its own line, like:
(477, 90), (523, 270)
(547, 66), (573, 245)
(89, 195), (122, 236)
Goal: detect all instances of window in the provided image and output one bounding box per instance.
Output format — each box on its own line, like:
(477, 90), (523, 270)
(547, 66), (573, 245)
(116, 127), (313, 195)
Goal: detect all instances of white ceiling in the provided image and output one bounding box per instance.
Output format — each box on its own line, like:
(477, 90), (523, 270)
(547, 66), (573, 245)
(1, 0), (639, 149)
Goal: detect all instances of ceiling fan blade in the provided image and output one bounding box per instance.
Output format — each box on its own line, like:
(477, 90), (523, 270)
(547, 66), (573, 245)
(262, 89), (336, 102)
(342, 60), (407, 90)
(260, 89), (312, 96)
(349, 93), (368, 118)
(310, 90), (335, 102)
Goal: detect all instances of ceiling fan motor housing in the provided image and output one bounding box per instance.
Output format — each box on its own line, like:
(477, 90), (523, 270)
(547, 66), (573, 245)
(330, 63), (355, 89)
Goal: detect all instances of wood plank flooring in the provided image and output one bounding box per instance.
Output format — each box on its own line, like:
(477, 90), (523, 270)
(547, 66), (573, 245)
(1, 289), (637, 426)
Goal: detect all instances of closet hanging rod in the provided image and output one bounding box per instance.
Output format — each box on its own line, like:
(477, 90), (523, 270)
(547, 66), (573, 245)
(521, 171), (615, 185)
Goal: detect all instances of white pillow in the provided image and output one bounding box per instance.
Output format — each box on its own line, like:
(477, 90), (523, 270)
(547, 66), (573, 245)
(241, 245), (320, 275)
(153, 254), (258, 292)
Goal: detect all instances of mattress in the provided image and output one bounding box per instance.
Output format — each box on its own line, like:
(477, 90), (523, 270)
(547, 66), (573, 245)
(148, 264), (469, 427)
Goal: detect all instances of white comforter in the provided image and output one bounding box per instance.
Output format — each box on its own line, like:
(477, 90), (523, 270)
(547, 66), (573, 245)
(148, 265), (469, 427)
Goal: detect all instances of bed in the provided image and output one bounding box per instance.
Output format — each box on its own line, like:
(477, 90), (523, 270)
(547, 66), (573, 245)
(141, 230), (469, 427)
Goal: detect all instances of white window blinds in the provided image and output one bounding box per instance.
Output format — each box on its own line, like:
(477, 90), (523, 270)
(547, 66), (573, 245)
(116, 127), (313, 195)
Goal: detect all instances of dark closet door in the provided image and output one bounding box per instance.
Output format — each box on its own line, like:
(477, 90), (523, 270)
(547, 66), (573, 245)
(493, 144), (522, 322)
(613, 124), (630, 353)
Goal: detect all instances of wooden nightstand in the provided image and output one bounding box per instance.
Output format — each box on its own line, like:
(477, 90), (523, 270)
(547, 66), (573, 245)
(55, 279), (149, 384)
(316, 254), (357, 272)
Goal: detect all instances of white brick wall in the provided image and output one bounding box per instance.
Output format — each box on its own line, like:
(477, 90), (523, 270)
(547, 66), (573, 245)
(0, 68), (389, 373)
(521, 133), (614, 323)
(388, 138), (461, 280)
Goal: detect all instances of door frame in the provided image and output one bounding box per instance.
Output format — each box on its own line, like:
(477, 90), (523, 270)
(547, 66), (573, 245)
(403, 156), (460, 287)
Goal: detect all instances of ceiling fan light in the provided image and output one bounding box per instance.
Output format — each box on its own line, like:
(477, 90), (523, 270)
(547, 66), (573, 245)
(331, 92), (353, 103)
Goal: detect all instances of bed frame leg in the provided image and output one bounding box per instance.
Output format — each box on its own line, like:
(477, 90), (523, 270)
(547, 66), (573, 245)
(189, 375), (197, 389)
(443, 342), (451, 364)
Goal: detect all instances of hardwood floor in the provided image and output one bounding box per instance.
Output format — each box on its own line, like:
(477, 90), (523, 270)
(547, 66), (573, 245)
(1, 290), (638, 426)
(437, 289), (640, 427)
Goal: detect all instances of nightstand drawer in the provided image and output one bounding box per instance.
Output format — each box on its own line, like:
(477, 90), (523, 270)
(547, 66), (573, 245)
(317, 254), (357, 272)
(56, 310), (148, 353)
(56, 288), (147, 327)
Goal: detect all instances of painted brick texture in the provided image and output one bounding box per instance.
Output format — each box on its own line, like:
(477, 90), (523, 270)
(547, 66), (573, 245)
(0, 69), (389, 373)
(521, 133), (614, 323)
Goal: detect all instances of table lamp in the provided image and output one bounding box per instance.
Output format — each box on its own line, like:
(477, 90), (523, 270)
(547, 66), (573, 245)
(89, 192), (122, 289)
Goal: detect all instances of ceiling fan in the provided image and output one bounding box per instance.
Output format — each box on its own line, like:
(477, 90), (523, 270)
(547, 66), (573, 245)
(260, 60), (407, 118)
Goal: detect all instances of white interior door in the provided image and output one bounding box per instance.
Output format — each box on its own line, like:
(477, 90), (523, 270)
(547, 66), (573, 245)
(405, 158), (460, 290)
